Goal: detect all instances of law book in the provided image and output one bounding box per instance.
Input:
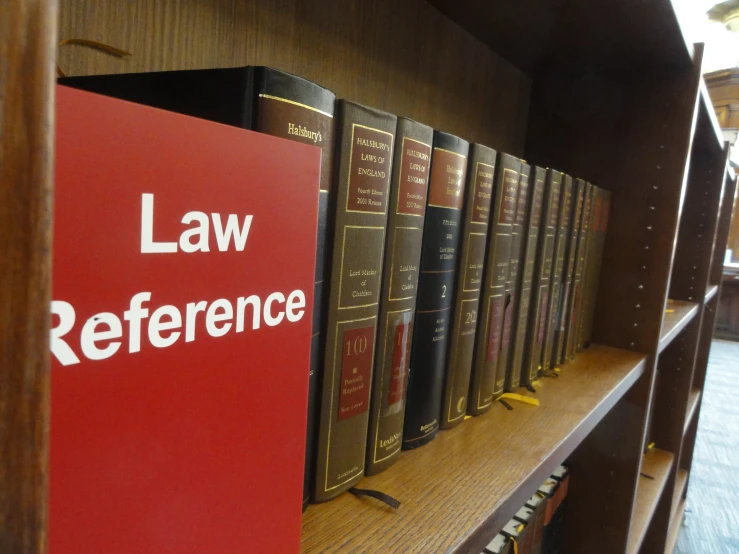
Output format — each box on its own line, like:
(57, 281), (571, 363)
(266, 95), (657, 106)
(314, 101), (396, 502)
(578, 186), (611, 348)
(468, 153), (520, 415)
(563, 182), (594, 362)
(60, 66), (336, 510)
(365, 118), (433, 475)
(502, 164), (532, 391)
(402, 131), (469, 449)
(541, 175), (573, 373)
(440, 144), (497, 429)
(521, 169), (562, 386)
(553, 178), (585, 367)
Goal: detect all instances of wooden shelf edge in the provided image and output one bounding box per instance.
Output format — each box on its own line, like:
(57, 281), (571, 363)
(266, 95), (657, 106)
(301, 345), (647, 554)
(665, 498), (687, 554)
(627, 448), (675, 554)
(659, 300), (699, 353)
(705, 284), (719, 303)
(684, 389), (702, 437)
(671, 469), (689, 522)
(699, 80), (725, 155)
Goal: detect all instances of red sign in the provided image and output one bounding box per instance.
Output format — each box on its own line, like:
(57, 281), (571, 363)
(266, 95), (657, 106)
(51, 86), (321, 554)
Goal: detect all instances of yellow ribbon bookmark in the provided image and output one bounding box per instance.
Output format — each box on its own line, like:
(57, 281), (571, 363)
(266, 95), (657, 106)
(511, 537), (519, 554)
(665, 309), (675, 313)
(553, 367), (561, 374)
(500, 393), (540, 407)
(57, 38), (132, 77)
(531, 379), (542, 389)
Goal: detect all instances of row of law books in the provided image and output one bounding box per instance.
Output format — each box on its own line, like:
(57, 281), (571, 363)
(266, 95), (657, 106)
(61, 66), (610, 506)
(484, 466), (570, 554)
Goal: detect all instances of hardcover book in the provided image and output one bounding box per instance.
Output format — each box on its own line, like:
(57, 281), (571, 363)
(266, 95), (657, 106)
(578, 186), (611, 348)
(521, 169), (562, 385)
(365, 117), (433, 475)
(314, 101), (396, 501)
(502, 164), (532, 390)
(553, 178), (585, 366)
(563, 182), (593, 362)
(53, 85), (321, 554)
(469, 153), (521, 414)
(403, 131), (469, 449)
(441, 144), (497, 429)
(60, 65), (337, 509)
(541, 175), (573, 372)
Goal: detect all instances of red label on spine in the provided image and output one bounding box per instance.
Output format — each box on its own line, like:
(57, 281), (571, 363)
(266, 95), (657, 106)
(397, 138), (431, 216)
(338, 325), (375, 420)
(387, 321), (412, 405)
(471, 162), (495, 223)
(499, 169), (519, 224)
(428, 149), (467, 209)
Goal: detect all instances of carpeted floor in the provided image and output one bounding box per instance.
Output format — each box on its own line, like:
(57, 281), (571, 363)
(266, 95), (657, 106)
(676, 339), (739, 553)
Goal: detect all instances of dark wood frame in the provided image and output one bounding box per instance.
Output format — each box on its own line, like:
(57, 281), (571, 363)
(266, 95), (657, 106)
(2, 1), (734, 553)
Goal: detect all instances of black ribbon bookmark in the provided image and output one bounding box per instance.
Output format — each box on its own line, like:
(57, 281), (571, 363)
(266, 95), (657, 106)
(499, 398), (514, 411)
(525, 383), (537, 393)
(349, 487), (401, 509)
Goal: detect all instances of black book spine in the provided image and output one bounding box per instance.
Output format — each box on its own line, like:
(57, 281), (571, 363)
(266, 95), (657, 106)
(403, 131), (469, 449)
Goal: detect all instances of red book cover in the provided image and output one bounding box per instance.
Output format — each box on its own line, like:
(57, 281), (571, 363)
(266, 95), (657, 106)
(51, 86), (321, 553)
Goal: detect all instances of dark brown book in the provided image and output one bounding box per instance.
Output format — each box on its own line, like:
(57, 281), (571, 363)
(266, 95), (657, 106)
(314, 101), (396, 502)
(365, 118), (433, 475)
(403, 131), (469, 449)
(553, 178), (585, 367)
(518, 166), (555, 387)
(563, 182), (593, 362)
(578, 186), (611, 348)
(440, 144), (497, 429)
(468, 153), (520, 414)
(502, 164), (532, 391)
(541, 175), (573, 373)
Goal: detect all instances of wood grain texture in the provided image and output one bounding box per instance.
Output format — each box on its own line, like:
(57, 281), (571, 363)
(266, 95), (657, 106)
(0, 1), (57, 553)
(626, 448), (674, 554)
(705, 284), (719, 303)
(684, 389), (701, 438)
(300, 344), (646, 554)
(660, 300), (699, 352)
(57, 0), (530, 154)
(665, 499), (686, 554)
(672, 469), (688, 521)
(428, 0), (692, 75)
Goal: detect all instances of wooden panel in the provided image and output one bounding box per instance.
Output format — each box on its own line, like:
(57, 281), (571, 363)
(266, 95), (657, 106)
(672, 469), (688, 520)
(716, 275), (739, 340)
(665, 499), (686, 554)
(301, 345), (646, 554)
(428, 0), (692, 75)
(0, 1), (57, 553)
(705, 284), (718, 302)
(58, 0), (530, 154)
(660, 300), (699, 352)
(684, 389), (701, 437)
(626, 448), (674, 554)
(714, 174), (738, 272)
(525, 44), (704, 554)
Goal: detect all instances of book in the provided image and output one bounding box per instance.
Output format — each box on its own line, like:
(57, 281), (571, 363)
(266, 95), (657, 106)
(525, 492), (547, 554)
(365, 117), (433, 475)
(553, 178), (585, 366)
(521, 169), (562, 386)
(469, 153), (521, 415)
(563, 182), (594, 362)
(60, 66), (336, 509)
(513, 506), (536, 554)
(440, 144), (497, 429)
(402, 131), (469, 449)
(578, 186), (611, 348)
(541, 175), (573, 373)
(502, 164), (531, 391)
(314, 101), (396, 502)
(508, 165), (547, 390)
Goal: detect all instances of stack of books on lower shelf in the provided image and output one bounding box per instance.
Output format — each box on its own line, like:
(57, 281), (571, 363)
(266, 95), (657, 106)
(61, 66), (611, 507)
(483, 466), (570, 554)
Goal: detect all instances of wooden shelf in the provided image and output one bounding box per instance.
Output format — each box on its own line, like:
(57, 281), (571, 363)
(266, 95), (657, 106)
(672, 469), (689, 522)
(626, 448), (675, 554)
(705, 284), (719, 303)
(665, 498), (687, 554)
(301, 345), (647, 554)
(684, 389), (702, 436)
(659, 300), (699, 352)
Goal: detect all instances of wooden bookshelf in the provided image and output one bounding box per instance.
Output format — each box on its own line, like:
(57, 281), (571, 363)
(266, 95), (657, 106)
(3, 1), (736, 553)
(705, 283), (719, 302)
(665, 499), (687, 554)
(684, 389), (701, 436)
(659, 300), (700, 352)
(302, 345), (646, 554)
(672, 469), (689, 522)
(626, 448), (674, 554)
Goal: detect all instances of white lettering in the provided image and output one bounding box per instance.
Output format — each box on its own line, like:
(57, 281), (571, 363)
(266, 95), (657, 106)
(286, 290), (306, 323)
(179, 211), (211, 253)
(236, 295), (261, 332)
(264, 292), (285, 327)
(123, 292), (151, 353)
(140, 193), (177, 253)
(185, 301), (207, 342)
(148, 305), (182, 348)
(80, 312), (122, 360)
(206, 299), (233, 337)
(211, 213), (252, 252)
(50, 300), (80, 365)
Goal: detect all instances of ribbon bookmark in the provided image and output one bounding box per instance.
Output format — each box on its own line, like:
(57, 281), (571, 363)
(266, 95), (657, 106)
(500, 393), (540, 407)
(57, 38), (132, 77)
(511, 537), (519, 554)
(349, 487), (401, 509)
